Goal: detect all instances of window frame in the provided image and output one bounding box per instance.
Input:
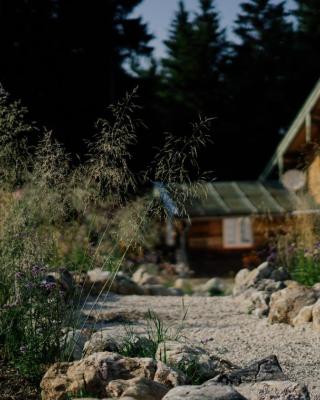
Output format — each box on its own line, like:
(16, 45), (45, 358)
(222, 217), (253, 249)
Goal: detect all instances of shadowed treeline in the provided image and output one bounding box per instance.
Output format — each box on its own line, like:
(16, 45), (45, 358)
(0, 0), (319, 179)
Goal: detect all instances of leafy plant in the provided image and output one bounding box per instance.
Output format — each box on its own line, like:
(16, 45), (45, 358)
(268, 203), (320, 286)
(0, 266), (75, 379)
(286, 246), (320, 287)
(117, 302), (188, 361)
(175, 358), (207, 385)
(0, 86), (210, 379)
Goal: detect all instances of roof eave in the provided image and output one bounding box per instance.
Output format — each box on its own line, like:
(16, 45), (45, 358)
(259, 77), (320, 181)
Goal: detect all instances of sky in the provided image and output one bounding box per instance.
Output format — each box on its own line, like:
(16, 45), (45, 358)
(134, 0), (295, 59)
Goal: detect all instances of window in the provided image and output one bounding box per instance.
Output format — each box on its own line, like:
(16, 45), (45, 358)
(223, 217), (253, 249)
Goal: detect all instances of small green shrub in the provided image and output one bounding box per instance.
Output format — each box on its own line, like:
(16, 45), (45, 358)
(118, 325), (157, 359)
(118, 305), (188, 360)
(175, 358), (207, 385)
(287, 247), (320, 287)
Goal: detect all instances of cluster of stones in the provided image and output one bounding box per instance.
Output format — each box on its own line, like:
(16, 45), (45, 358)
(83, 264), (184, 297)
(233, 261), (320, 330)
(41, 332), (310, 400)
(82, 263), (225, 298)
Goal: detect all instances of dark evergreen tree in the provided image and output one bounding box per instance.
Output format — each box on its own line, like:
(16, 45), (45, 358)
(161, 1), (194, 119)
(192, 0), (227, 114)
(294, 0), (320, 93)
(225, 0), (296, 179)
(159, 0), (226, 134)
(0, 0), (152, 152)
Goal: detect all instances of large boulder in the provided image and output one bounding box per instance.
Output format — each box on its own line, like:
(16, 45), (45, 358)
(107, 376), (169, 400)
(86, 269), (143, 295)
(268, 285), (317, 325)
(233, 268), (251, 296)
(154, 361), (187, 388)
(162, 382), (246, 400)
(41, 352), (156, 399)
(194, 278), (225, 296)
(234, 288), (271, 318)
(237, 380), (310, 400)
(156, 341), (235, 382)
(82, 329), (120, 357)
(292, 305), (314, 327)
(132, 264), (162, 286)
(233, 262), (288, 296)
(312, 299), (320, 332)
(40, 352), (185, 400)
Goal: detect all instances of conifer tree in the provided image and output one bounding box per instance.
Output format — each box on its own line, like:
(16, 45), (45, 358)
(160, 0), (226, 133)
(226, 0), (295, 178)
(0, 0), (152, 150)
(294, 0), (320, 92)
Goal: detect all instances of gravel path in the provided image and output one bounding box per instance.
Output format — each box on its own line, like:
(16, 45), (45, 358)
(83, 294), (320, 399)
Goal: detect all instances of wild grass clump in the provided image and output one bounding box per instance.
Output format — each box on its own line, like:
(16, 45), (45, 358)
(0, 265), (74, 379)
(118, 305), (188, 360)
(0, 85), (212, 378)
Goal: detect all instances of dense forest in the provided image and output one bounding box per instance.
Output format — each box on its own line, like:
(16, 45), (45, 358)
(0, 0), (319, 179)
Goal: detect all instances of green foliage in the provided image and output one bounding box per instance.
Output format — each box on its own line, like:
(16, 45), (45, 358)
(118, 306), (188, 360)
(0, 87), (34, 189)
(283, 246), (320, 287)
(270, 209), (320, 287)
(160, 0), (226, 128)
(175, 358), (207, 385)
(0, 87), (208, 380)
(0, 266), (74, 379)
(227, 0), (297, 177)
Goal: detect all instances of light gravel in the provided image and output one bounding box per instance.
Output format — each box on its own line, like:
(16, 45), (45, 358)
(83, 294), (320, 399)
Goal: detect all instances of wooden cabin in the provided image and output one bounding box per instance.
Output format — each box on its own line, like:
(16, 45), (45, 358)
(166, 79), (320, 275)
(175, 181), (304, 275)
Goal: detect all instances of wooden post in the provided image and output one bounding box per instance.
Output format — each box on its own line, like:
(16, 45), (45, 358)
(306, 112), (312, 142)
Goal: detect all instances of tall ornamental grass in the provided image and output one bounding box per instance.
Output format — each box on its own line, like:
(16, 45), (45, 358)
(0, 86), (212, 378)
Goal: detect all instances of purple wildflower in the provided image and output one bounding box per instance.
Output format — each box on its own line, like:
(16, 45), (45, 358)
(20, 345), (27, 354)
(267, 251), (276, 263)
(31, 265), (43, 277)
(40, 282), (56, 291)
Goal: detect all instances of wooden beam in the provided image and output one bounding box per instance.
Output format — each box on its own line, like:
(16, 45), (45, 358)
(306, 112), (311, 142)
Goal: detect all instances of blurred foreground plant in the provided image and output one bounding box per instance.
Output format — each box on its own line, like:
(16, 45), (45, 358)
(0, 265), (75, 379)
(0, 85), (212, 377)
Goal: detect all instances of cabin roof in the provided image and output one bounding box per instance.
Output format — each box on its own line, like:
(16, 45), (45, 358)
(184, 181), (314, 217)
(260, 78), (320, 180)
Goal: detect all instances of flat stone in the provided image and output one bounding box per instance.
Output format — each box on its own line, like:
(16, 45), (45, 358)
(237, 380), (310, 400)
(162, 382), (246, 400)
(213, 355), (286, 385)
(156, 341), (235, 382)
